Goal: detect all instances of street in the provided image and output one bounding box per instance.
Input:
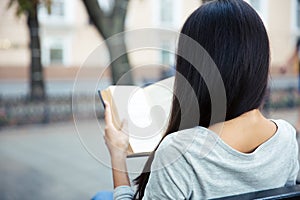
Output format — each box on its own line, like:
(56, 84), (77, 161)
(0, 120), (114, 200)
(0, 108), (298, 200)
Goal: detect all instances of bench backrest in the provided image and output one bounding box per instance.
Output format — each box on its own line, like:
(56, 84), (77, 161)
(212, 185), (300, 200)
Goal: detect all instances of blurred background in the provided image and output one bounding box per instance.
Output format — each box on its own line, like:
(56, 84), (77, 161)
(0, 0), (299, 199)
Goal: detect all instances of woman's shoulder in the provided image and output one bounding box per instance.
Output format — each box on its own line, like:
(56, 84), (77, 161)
(157, 120), (297, 156)
(158, 126), (210, 148)
(270, 119), (298, 153)
(272, 119), (297, 138)
(156, 126), (215, 160)
(151, 127), (205, 172)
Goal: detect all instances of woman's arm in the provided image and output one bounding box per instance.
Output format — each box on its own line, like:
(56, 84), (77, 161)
(103, 102), (192, 199)
(287, 49), (298, 67)
(281, 48), (298, 73)
(103, 101), (130, 188)
(111, 153), (130, 188)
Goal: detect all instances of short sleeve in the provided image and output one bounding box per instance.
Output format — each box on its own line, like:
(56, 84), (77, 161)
(286, 156), (299, 186)
(142, 136), (193, 199)
(286, 131), (300, 186)
(114, 185), (134, 200)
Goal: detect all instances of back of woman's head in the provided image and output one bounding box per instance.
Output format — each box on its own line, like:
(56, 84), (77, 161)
(134, 0), (270, 199)
(175, 0), (270, 127)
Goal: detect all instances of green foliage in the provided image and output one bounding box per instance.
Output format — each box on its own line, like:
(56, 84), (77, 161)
(7, 0), (52, 17)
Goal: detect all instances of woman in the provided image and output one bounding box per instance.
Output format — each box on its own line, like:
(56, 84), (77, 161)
(103, 0), (299, 199)
(281, 37), (300, 85)
(281, 37), (300, 131)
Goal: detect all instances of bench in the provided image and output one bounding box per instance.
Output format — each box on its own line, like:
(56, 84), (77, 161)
(213, 185), (300, 200)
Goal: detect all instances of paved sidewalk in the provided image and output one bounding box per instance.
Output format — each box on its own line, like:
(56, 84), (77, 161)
(0, 108), (298, 200)
(0, 120), (114, 200)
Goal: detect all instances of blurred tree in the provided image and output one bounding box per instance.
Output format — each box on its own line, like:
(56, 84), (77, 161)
(82, 0), (133, 85)
(8, 0), (51, 101)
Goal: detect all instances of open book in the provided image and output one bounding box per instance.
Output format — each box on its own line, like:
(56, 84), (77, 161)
(98, 77), (174, 157)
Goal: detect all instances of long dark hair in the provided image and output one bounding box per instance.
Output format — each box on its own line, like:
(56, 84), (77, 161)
(133, 0), (270, 198)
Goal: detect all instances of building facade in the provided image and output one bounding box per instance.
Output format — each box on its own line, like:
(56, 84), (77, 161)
(0, 0), (298, 80)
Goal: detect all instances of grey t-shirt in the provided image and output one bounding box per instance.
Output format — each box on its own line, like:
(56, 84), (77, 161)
(114, 119), (299, 199)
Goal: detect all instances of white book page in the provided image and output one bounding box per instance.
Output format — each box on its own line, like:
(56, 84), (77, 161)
(110, 86), (161, 153)
(109, 86), (138, 128)
(143, 77), (174, 136)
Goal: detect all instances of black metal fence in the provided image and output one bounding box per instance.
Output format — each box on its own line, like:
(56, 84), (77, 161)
(0, 94), (104, 127)
(0, 88), (299, 127)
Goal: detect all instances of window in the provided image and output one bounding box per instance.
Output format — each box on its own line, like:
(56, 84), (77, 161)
(48, 0), (65, 17)
(39, 0), (65, 18)
(249, 0), (260, 11)
(153, 0), (180, 28)
(38, 0), (72, 24)
(160, 0), (173, 24)
(42, 37), (70, 66)
(46, 40), (64, 66)
(160, 42), (175, 67)
(50, 47), (63, 64)
(297, 0), (300, 28)
(248, 0), (268, 27)
(291, 0), (300, 31)
(161, 49), (170, 65)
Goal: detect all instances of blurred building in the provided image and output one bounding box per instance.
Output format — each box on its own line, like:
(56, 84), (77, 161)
(246, 0), (299, 72)
(0, 0), (298, 81)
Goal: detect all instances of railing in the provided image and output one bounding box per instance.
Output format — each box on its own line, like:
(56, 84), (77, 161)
(0, 88), (299, 127)
(0, 94), (103, 127)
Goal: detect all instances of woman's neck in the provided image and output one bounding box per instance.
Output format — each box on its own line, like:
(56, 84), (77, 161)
(209, 109), (277, 153)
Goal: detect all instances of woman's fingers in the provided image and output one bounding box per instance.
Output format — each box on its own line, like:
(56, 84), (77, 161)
(103, 102), (129, 156)
(104, 101), (113, 126)
(120, 120), (128, 134)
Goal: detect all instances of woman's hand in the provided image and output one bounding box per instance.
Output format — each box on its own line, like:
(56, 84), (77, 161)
(103, 101), (129, 159)
(103, 101), (131, 187)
